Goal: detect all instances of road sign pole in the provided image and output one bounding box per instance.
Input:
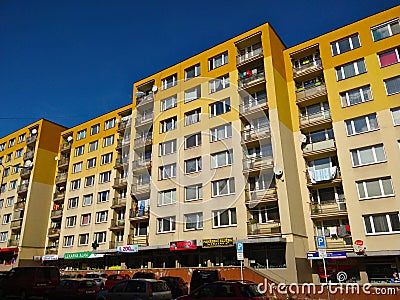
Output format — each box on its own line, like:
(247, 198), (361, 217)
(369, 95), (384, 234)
(240, 260), (244, 281)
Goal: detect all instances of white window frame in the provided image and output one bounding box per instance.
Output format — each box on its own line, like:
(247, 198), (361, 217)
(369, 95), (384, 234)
(101, 152), (113, 165)
(160, 95), (177, 111)
(91, 123), (100, 135)
(185, 63), (200, 80)
(74, 145), (85, 156)
(99, 171), (111, 183)
(95, 211), (108, 223)
(345, 114), (379, 136)
(0, 232), (8, 242)
(159, 139), (177, 156)
(384, 76), (400, 96)
(88, 140), (98, 152)
(331, 34), (361, 56)
(68, 197), (79, 209)
(87, 157), (96, 169)
(378, 48), (400, 67)
(185, 85), (201, 102)
(0, 143), (5, 151)
(8, 139), (15, 147)
(371, 19), (400, 42)
(157, 216), (176, 233)
(351, 144), (386, 167)
(15, 148), (23, 158)
(76, 129), (86, 141)
(159, 163), (176, 180)
(78, 234), (89, 246)
(364, 213), (400, 235)
(209, 51), (228, 70)
(97, 190), (110, 203)
(81, 213), (91, 226)
(211, 150), (233, 168)
(103, 135), (114, 147)
(9, 180), (17, 190)
(357, 177), (394, 200)
(185, 184), (203, 201)
(185, 157), (202, 174)
(212, 208), (237, 228)
(340, 85), (373, 107)
(85, 176), (95, 187)
(2, 214), (11, 224)
(391, 107), (400, 126)
(70, 179), (81, 191)
(185, 132), (201, 149)
(185, 108), (201, 126)
(6, 196), (14, 207)
(158, 189), (176, 206)
(161, 74), (177, 90)
(335, 59), (367, 81)
(212, 178), (235, 197)
(209, 74), (230, 93)
(184, 212), (203, 231)
(160, 117), (177, 133)
(210, 123), (232, 142)
(66, 216), (77, 228)
(18, 134), (26, 143)
(83, 194), (93, 206)
(209, 98), (231, 117)
(63, 235), (74, 247)
(72, 162), (83, 173)
(104, 118), (116, 130)
(94, 231), (107, 244)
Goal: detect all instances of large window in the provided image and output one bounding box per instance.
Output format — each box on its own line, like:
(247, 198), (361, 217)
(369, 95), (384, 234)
(185, 85), (201, 102)
(185, 184), (203, 201)
(104, 118), (116, 130)
(78, 234), (89, 246)
(85, 176), (95, 187)
(210, 98), (231, 117)
(371, 19), (400, 42)
(185, 64), (200, 80)
(81, 213), (91, 225)
(159, 139), (176, 156)
(391, 107), (400, 126)
(213, 208), (237, 228)
(68, 197), (79, 209)
(345, 114), (379, 136)
(209, 74), (230, 93)
(91, 124), (100, 135)
(161, 74), (177, 90)
(160, 116), (177, 133)
(87, 157), (96, 169)
(340, 85), (373, 107)
(88, 141), (98, 152)
(351, 144), (386, 167)
(66, 216), (77, 228)
(103, 135), (114, 147)
(185, 132), (201, 149)
(5, 197), (14, 207)
(158, 189), (176, 206)
(63, 236), (74, 247)
(185, 212), (203, 231)
(212, 178), (235, 197)
(70, 179), (81, 191)
(357, 177), (394, 200)
(160, 95), (177, 111)
(384, 76), (400, 95)
(209, 51), (228, 70)
(364, 213), (400, 234)
(335, 59), (367, 80)
(74, 145), (84, 157)
(94, 232), (107, 244)
(95, 211), (108, 223)
(101, 152), (113, 165)
(76, 129), (86, 141)
(98, 190), (110, 203)
(0, 232), (8, 242)
(72, 162), (83, 173)
(331, 34), (361, 56)
(210, 123), (232, 142)
(2, 214), (11, 224)
(185, 108), (201, 126)
(378, 47), (400, 67)
(157, 216), (176, 233)
(99, 171), (111, 183)
(83, 194), (93, 206)
(159, 164), (176, 180)
(211, 150), (233, 168)
(185, 157), (202, 174)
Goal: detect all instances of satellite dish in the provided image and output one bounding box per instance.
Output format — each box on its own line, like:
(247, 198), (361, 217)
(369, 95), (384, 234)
(273, 166), (284, 177)
(299, 134), (307, 143)
(31, 129), (37, 135)
(152, 85), (158, 93)
(24, 160), (33, 168)
(67, 136), (73, 142)
(54, 156), (59, 161)
(135, 91), (145, 97)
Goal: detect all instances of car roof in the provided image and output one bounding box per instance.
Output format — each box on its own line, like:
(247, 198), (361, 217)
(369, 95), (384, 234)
(129, 279), (160, 282)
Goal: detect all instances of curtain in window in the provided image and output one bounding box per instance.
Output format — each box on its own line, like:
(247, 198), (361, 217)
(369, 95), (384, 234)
(379, 50), (398, 67)
(385, 77), (400, 95)
(372, 215), (389, 232)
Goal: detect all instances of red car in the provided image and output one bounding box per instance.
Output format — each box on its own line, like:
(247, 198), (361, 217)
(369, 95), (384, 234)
(104, 274), (131, 290)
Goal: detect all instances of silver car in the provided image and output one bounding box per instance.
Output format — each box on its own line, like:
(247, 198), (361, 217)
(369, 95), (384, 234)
(96, 279), (171, 300)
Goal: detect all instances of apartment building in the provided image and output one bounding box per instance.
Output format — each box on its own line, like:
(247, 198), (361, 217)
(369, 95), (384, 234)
(0, 119), (66, 267)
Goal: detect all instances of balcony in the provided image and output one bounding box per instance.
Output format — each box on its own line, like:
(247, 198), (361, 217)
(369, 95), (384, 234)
(109, 241), (124, 249)
(26, 134), (37, 145)
(131, 183), (151, 197)
(14, 201), (26, 211)
(114, 156), (129, 169)
(50, 209), (63, 219)
(17, 183), (29, 194)
(134, 133), (153, 149)
(310, 200), (347, 218)
(238, 71), (265, 89)
(112, 177), (128, 189)
(116, 139), (130, 151)
(303, 139), (336, 157)
(132, 159), (152, 172)
(239, 97), (268, 116)
(293, 59), (322, 79)
(130, 207), (150, 221)
(7, 239), (19, 247)
(45, 246), (59, 255)
(10, 219), (23, 229)
(247, 221), (281, 238)
(20, 168), (32, 179)
(23, 150), (34, 161)
(53, 191), (65, 202)
(307, 167), (341, 186)
(110, 219), (126, 230)
(60, 142), (72, 152)
(299, 110), (331, 129)
(111, 197), (128, 209)
(136, 94), (154, 107)
(243, 156), (273, 173)
(128, 234), (149, 246)
(48, 228), (61, 237)
(55, 173), (68, 184)
(58, 157), (70, 168)
(118, 120), (131, 132)
(296, 83), (327, 104)
(237, 49), (263, 67)
(314, 235), (353, 251)
(245, 187), (278, 205)
(135, 113), (153, 127)
(241, 126), (271, 143)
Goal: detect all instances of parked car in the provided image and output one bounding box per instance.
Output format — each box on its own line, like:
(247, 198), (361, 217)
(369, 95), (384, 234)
(159, 276), (188, 298)
(177, 280), (268, 299)
(0, 266), (60, 299)
(96, 279), (171, 300)
(132, 271), (156, 279)
(84, 272), (108, 290)
(44, 278), (100, 300)
(104, 273), (131, 290)
(189, 269), (221, 292)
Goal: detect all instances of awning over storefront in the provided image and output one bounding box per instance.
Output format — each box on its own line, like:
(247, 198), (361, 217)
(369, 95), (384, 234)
(0, 248), (19, 253)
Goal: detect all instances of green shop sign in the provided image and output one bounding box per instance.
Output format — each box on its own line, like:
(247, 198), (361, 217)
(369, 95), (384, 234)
(64, 251), (92, 260)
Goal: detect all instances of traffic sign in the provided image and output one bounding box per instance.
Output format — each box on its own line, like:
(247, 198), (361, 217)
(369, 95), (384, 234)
(236, 242), (244, 253)
(237, 252), (244, 261)
(307, 251), (347, 260)
(316, 236), (326, 249)
(318, 249), (327, 258)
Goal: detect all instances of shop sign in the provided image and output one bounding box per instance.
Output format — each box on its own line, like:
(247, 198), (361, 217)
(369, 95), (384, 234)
(307, 251), (347, 260)
(88, 253), (105, 258)
(64, 251), (92, 260)
(353, 239), (366, 253)
(170, 240), (197, 251)
(202, 237), (234, 248)
(117, 245), (139, 253)
(42, 255), (59, 261)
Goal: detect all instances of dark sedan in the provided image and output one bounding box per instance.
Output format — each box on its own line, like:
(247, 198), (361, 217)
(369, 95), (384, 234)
(44, 279), (100, 300)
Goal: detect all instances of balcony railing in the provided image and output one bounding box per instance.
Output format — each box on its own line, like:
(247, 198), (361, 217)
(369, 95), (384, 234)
(307, 167), (341, 185)
(296, 83), (327, 103)
(118, 120), (131, 132)
(293, 59), (322, 78)
(23, 150), (34, 161)
(111, 197), (127, 208)
(243, 156), (273, 172)
(7, 239), (19, 247)
(239, 97), (268, 115)
(132, 159), (152, 171)
(241, 125), (271, 143)
(50, 209), (63, 219)
(109, 241), (125, 249)
(314, 235), (353, 250)
(237, 49), (263, 65)
(53, 191), (65, 201)
(110, 219), (126, 229)
(26, 134), (37, 145)
(245, 187), (278, 205)
(58, 157), (70, 168)
(238, 72), (265, 89)
(20, 168), (32, 178)
(135, 113), (154, 127)
(130, 207), (150, 220)
(310, 200), (347, 217)
(55, 173), (68, 184)
(128, 234), (149, 246)
(134, 133), (153, 149)
(45, 246), (59, 255)
(14, 201), (26, 211)
(136, 94), (154, 107)
(131, 183), (151, 196)
(113, 177), (128, 188)
(48, 228), (61, 236)
(303, 139), (336, 156)
(114, 156), (129, 168)
(10, 219), (23, 229)
(247, 221), (281, 237)
(299, 110), (331, 128)
(116, 139), (130, 150)
(17, 183), (29, 194)
(60, 142), (72, 152)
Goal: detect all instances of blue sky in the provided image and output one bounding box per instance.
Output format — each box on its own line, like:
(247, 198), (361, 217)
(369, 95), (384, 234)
(0, 0), (397, 137)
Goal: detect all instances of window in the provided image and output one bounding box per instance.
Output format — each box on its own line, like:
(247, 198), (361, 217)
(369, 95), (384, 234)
(80, 213), (91, 226)
(185, 132), (201, 149)
(185, 85), (201, 102)
(211, 150), (233, 168)
(185, 157), (202, 174)
(72, 162), (83, 173)
(3, 167), (9, 177)
(185, 63), (200, 80)
(340, 85), (373, 107)
(159, 139), (176, 156)
(85, 176), (95, 187)
(6, 196), (14, 207)
(185, 212), (203, 230)
(104, 118), (116, 130)
(91, 124), (100, 135)
(209, 51), (228, 70)
(212, 178), (235, 197)
(2, 214), (11, 224)
(391, 107), (400, 125)
(12, 164), (19, 174)
(0, 199), (3, 208)
(160, 95), (177, 111)
(5, 153), (12, 162)
(96, 211), (108, 223)
(0, 232), (8, 242)
(161, 74), (177, 90)
(0, 184), (5, 193)
(351, 144), (386, 167)
(0, 143), (5, 151)
(160, 116), (177, 133)
(158, 189), (176, 206)
(15, 148), (23, 158)
(185, 108), (201, 126)
(210, 123), (232, 142)
(18, 134), (26, 143)
(331, 34), (361, 56)
(159, 163), (176, 180)
(378, 47), (400, 67)
(345, 114), (379, 136)
(103, 135), (114, 147)
(98, 190), (110, 203)
(210, 98), (231, 117)
(9, 180), (17, 190)
(74, 145), (84, 156)
(209, 74), (230, 93)
(94, 231), (107, 244)
(77, 129), (86, 140)
(336, 59), (367, 80)
(185, 184), (203, 201)
(68, 197), (79, 209)
(157, 216), (176, 233)
(357, 177), (394, 200)
(83, 194), (93, 206)
(78, 234), (89, 246)
(66, 216), (77, 228)
(87, 157), (96, 169)
(364, 213), (400, 234)
(213, 208), (237, 227)
(70, 179), (81, 190)
(101, 153), (113, 165)
(384, 76), (400, 95)
(88, 141), (98, 152)
(63, 235), (74, 247)
(99, 171), (111, 183)
(371, 19), (400, 41)
(8, 138), (15, 147)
